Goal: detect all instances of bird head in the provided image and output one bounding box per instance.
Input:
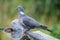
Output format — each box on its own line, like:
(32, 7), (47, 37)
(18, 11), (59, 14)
(17, 6), (24, 12)
(17, 6), (26, 16)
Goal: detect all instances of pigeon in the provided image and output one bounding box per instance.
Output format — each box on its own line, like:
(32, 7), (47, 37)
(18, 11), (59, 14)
(17, 6), (52, 32)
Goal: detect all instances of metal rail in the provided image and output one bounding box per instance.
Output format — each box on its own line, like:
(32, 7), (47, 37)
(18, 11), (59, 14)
(0, 27), (59, 40)
(0, 27), (5, 30)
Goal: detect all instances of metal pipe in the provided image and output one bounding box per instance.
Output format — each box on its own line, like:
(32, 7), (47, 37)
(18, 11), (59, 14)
(0, 27), (5, 30)
(25, 31), (59, 40)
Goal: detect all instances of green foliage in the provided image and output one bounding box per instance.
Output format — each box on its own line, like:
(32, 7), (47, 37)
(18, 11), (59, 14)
(51, 23), (60, 39)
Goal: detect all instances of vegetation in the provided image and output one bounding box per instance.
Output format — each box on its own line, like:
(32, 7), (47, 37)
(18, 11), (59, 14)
(0, 0), (60, 40)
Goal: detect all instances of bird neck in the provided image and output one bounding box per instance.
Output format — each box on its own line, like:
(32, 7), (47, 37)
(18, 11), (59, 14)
(20, 11), (24, 15)
(19, 11), (26, 17)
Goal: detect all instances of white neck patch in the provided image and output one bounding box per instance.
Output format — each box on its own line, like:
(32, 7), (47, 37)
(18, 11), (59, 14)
(20, 11), (24, 15)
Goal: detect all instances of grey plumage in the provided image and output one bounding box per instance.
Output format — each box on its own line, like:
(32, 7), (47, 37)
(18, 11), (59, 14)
(17, 6), (52, 32)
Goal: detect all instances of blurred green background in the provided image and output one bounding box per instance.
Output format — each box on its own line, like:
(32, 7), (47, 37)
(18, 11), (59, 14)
(0, 0), (60, 40)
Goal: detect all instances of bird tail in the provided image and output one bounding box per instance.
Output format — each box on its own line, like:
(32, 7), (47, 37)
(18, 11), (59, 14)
(46, 28), (53, 32)
(40, 25), (53, 32)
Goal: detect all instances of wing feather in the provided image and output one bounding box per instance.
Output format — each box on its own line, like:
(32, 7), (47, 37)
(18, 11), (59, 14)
(23, 17), (41, 29)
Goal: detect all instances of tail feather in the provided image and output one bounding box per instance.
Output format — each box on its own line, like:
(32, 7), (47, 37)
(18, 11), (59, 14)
(46, 29), (53, 32)
(40, 26), (53, 32)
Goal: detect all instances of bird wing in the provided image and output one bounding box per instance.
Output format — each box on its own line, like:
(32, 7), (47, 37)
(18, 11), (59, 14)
(23, 17), (53, 32)
(23, 17), (41, 29)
